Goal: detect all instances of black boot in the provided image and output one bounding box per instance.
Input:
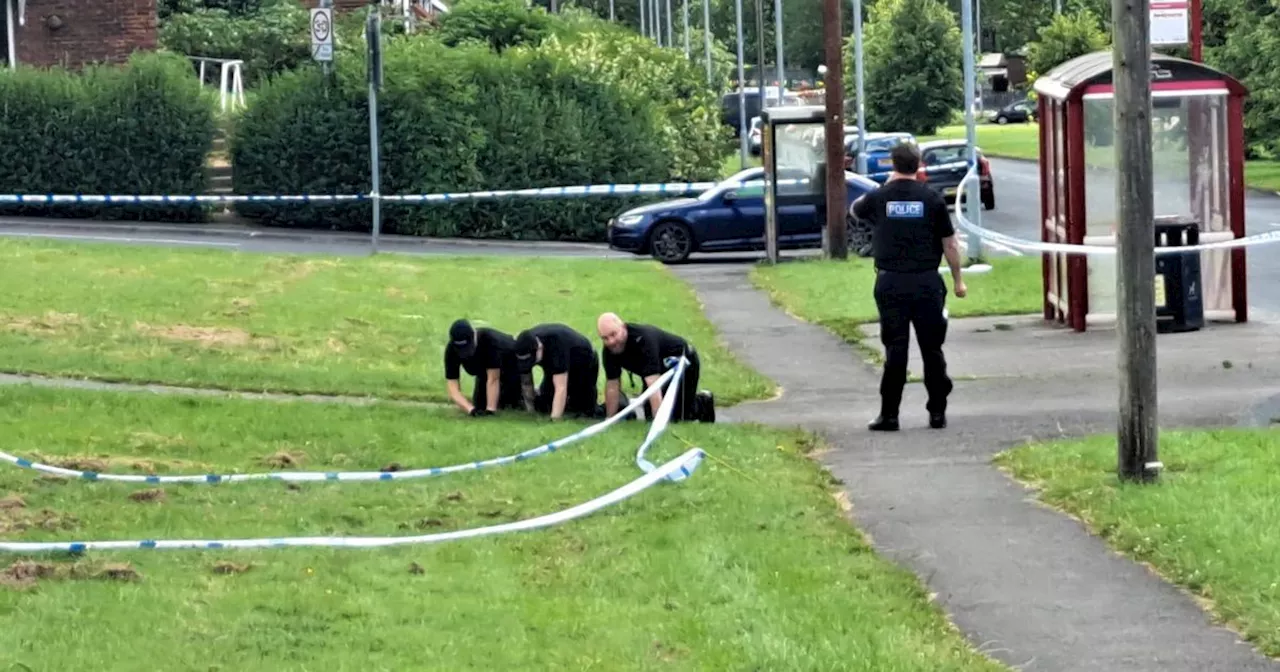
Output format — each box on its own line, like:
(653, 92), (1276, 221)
(696, 390), (716, 423)
(929, 411), (946, 429)
(868, 415), (899, 431)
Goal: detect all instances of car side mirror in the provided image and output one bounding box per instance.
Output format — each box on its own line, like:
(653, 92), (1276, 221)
(722, 191), (737, 202)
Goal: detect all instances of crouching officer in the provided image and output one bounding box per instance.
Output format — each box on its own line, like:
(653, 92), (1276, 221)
(443, 318), (526, 417)
(513, 323), (605, 421)
(595, 312), (715, 423)
(849, 142), (967, 431)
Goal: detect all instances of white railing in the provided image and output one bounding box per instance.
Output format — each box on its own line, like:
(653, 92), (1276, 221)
(189, 56), (246, 113)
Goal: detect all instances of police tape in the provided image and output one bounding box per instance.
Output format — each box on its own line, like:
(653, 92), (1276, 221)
(0, 358), (705, 552)
(0, 179), (817, 206)
(0, 448), (706, 553)
(0, 368), (679, 484)
(953, 166), (1280, 255)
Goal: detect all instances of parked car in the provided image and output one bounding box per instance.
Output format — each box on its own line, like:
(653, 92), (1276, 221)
(606, 167), (881, 264)
(846, 132), (917, 182)
(917, 139), (995, 210)
(992, 99), (1037, 124)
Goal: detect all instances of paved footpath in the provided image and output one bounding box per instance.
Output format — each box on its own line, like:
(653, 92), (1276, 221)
(675, 263), (1280, 672)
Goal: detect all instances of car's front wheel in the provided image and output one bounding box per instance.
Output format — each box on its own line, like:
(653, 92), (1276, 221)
(995, 115), (1009, 125)
(648, 220), (695, 264)
(846, 215), (874, 258)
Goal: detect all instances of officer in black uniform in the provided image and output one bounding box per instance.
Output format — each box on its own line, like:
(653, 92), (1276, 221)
(443, 318), (526, 417)
(513, 323), (606, 420)
(849, 142), (967, 431)
(595, 312), (715, 423)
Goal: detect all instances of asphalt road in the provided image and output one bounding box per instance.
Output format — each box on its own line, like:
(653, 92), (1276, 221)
(1, 157), (1278, 311)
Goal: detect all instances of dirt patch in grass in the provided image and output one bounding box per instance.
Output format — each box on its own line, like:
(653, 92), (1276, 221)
(2, 311), (84, 335)
(0, 559), (142, 590)
(0, 504), (78, 535)
(28, 452), (212, 476)
(0, 495), (26, 510)
(211, 561), (252, 575)
(128, 489), (167, 504)
(134, 323), (275, 350)
(262, 450), (306, 469)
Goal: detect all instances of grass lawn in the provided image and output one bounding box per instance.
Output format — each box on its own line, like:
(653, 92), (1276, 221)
(0, 385), (1005, 671)
(0, 239), (773, 405)
(995, 428), (1280, 658)
(749, 256), (1044, 349)
(920, 123), (1280, 192)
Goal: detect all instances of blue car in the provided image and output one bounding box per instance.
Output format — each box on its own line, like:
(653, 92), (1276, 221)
(847, 132), (917, 183)
(606, 167), (880, 264)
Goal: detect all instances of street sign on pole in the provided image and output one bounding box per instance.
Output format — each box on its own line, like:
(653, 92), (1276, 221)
(311, 7), (334, 62)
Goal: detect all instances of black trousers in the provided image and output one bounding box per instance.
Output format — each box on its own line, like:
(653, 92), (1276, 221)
(658, 349), (701, 423)
(533, 352), (603, 418)
(873, 269), (953, 417)
(471, 365), (527, 411)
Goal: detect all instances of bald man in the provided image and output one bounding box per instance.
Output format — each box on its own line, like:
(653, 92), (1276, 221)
(596, 312), (715, 423)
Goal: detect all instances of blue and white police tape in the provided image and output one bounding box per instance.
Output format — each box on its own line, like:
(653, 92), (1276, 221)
(0, 448), (706, 553)
(0, 368), (677, 485)
(0, 178), (816, 206)
(953, 166), (1280, 255)
(634, 356), (694, 483)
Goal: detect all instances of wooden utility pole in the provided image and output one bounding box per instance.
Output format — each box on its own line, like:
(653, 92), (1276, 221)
(821, 0), (847, 259)
(1112, 0), (1159, 482)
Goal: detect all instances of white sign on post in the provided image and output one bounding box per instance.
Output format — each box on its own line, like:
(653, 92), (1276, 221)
(1150, 0), (1189, 46)
(311, 8), (334, 62)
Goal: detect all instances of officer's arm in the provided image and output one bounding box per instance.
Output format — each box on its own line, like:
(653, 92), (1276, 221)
(446, 378), (472, 414)
(933, 196), (963, 284)
(604, 378), (622, 416)
(550, 372), (569, 420)
(485, 369), (501, 412)
(850, 193), (874, 219)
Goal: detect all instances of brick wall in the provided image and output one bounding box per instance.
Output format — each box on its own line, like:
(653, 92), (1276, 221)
(15, 0), (158, 69)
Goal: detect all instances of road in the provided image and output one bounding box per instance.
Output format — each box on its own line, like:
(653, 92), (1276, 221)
(1, 157), (1278, 313)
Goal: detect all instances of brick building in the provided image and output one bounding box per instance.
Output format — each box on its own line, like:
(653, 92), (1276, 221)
(3, 0), (157, 69)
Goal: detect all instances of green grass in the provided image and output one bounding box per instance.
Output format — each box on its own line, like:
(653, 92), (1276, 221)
(0, 385), (1006, 671)
(749, 256), (1044, 349)
(920, 123), (1280, 192)
(0, 239), (774, 405)
(719, 151), (762, 178)
(995, 428), (1280, 658)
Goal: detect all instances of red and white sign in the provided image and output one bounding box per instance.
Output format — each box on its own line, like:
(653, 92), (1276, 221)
(1151, 0), (1189, 46)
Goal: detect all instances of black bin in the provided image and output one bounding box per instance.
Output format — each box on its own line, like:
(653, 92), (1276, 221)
(1153, 215), (1204, 334)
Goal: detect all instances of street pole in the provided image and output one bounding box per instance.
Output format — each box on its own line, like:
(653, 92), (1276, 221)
(666, 0), (673, 47)
(703, 0), (713, 83)
(684, 0), (690, 57)
(1113, 0), (1159, 482)
(735, 0), (748, 167)
(610, 0), (615, 21)
(656, 0), (663, 43)
(640, 0), (646, 39)
(852, 0), (866, 174)
(822, 0), (846, 259)
(773, 0), (785, 92)
(366, 11), (383, 255)
(960, 0), (985, 263)
(755, 0), (767, 116)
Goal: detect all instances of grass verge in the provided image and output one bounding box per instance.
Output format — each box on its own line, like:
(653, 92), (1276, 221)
(920, 123), (1280, 192)
(0, 238), (773, 405)
(749, 256), (1044, 360)
(0, 385), (1004, 671)
(995, 428), (1280, 659)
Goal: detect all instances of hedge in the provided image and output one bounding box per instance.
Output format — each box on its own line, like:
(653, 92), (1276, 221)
(0, 52), (217, 222)
(229, 36), (676, 241)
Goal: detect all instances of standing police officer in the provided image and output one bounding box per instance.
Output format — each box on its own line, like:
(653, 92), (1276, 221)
(850, 142), (967, 431)
(513, 323), (605, 421)
(443, 318), (526, 417)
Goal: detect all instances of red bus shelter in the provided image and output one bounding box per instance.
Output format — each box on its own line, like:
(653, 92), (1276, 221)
(1033, 51), (1248, 332)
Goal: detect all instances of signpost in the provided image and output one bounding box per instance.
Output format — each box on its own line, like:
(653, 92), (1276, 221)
(311, 6), (334, 63)
(1150, 0), (1188, 46)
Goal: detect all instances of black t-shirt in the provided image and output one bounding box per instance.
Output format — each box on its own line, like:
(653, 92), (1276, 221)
(444, 327), (516, 380)
(852, 178), (955, 273)
(525, 323), (595, 375)
(603, 322), (691, 379)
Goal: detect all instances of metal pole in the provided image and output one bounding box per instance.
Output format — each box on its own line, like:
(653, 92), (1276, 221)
(773, 0), (784, 92)
(1113, 0), (1158, 482)
(684, 0), (690, 57)
(822, 0), (847, 259)
(735, 0), (748, 167)
(655, 0), (662, 42)
(640, 0), (646, 39)
(703, 0), (713, 83)
(367, 11), (382, 254)
(960, 0), (984, 263)
(755, 0), (767, 116)
(853, 0), (866, 174)
(975, 0), (983, 115)
(319, 0), (333, 79)
(610, 0), (615, 21)
(666, 0), (673, 47)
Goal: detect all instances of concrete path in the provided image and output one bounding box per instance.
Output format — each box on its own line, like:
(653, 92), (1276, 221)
(675, 263), (1280, 672)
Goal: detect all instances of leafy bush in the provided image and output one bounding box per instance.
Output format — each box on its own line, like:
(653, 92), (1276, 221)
(436, 0), (556, 52)
(0, 52), (217, 222)
(1024, 9), (1109, 76)
(852, 0), (963, 136)
(159, 0), (312, 88)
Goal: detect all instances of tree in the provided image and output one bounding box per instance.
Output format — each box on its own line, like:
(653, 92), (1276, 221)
(436, 0), (556, 52)
(1024, 8), (1109, 76)
(852, 0), (963, 136)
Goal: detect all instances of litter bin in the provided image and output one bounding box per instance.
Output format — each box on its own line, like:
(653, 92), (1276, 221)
(1153, 215), (1204, 333)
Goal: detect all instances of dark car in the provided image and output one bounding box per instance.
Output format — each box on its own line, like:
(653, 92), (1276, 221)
(606, 167), (881, 264)
(845, 132), (917, 183)
(917, 139), (995, 210)
(992, 99), (1037, 124)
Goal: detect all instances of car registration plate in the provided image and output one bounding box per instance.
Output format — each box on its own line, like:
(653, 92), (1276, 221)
(944, 187), (957, 196)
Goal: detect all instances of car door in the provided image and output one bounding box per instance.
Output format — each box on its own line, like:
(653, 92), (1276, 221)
(775, 168), (822, 246)
(697, 177), (767, 250)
